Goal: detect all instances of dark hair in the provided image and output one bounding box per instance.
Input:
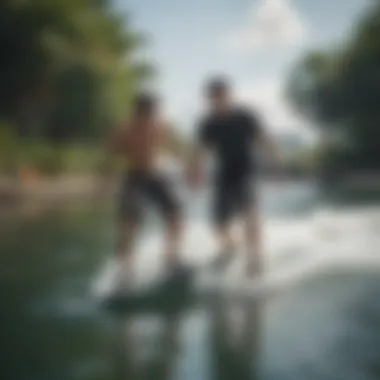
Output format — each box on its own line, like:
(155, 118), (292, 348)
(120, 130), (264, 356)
(205, 76), (231, 96)
(133, 92), (158, 114)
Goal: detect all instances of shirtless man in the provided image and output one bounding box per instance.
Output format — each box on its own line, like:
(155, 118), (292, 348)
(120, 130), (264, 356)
(188, 77), (280, 277)
(105, 93), (183, 285)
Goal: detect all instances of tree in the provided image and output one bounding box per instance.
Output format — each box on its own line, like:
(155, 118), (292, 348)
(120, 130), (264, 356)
(0, 0), (154, 142)
(287, 1), (380, 173)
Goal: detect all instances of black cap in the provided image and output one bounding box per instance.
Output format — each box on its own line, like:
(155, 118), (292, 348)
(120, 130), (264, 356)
(205, 76), (230, 95)
(133, 92), (159, 113)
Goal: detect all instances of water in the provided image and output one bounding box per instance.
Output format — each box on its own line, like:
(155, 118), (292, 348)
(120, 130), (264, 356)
(1, 181), (380, 380)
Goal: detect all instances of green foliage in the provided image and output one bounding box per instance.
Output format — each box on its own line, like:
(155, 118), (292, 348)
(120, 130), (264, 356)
(0, 122), (19, 175)
(0, 0), (154, 143)
(287, 2), (380, 172)
(0, 121), (108, 176)
(20, 143), (98, 175)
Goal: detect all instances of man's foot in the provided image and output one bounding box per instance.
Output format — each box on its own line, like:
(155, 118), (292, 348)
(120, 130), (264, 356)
(113, 264), (134, 294)
(209, 249), (235, 273)
(113, 275), (133, 294)
(160, 261), (194, 290)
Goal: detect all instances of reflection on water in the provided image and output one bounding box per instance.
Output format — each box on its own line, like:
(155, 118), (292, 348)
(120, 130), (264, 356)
(209, 302), (261, 380)
(112, 301), (262, 380)
(0, 181), (380, 380)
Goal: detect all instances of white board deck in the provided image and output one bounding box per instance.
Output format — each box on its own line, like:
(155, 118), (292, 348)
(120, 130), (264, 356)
(91, 205), (380, 311)
(91, 254), (332, 314)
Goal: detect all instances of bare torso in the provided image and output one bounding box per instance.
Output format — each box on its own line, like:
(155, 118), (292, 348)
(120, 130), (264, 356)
(110, 119), (165, 172)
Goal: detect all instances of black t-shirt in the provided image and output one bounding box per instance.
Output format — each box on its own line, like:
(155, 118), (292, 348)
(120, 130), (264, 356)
(198, 107), (262, 181)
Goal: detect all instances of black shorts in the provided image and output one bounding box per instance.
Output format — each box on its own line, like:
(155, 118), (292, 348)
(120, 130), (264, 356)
(213, 176), (255, 226)
(118, 170), (180, 222)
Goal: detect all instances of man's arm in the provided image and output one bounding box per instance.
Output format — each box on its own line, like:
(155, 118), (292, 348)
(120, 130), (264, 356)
(255, 126), (283, 179)
(187, 140), (209, 189)
(258, 129), (280, 166)
(248, 110), (281, 174)
(187, 119), (211, 189)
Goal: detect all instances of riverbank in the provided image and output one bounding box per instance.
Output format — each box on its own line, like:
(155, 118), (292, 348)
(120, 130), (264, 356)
(0, 173), (379, 207)
(0, 176), (117, 204)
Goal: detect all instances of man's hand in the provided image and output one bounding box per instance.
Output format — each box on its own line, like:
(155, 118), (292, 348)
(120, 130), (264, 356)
(187, 143), (207, 191)
(258, 130), (283, 183)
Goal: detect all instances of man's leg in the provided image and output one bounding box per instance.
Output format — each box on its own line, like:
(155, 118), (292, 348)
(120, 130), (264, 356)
(162, 210), (183, 269)
(116, 174), (142, 281)
(211, 183), (237, 271)
(227, 177), (263, 277)
(243, 206), (262, 278)
(239, 180), (262, 278)
(116, 218), (139, 279)
(149, 175), (183, 270)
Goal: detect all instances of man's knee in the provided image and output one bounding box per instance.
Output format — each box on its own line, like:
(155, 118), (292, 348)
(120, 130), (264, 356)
(165, 209), (183, 234)
(117, 219), (139, 251)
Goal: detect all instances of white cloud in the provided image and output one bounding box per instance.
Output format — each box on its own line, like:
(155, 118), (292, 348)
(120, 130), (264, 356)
(237, 77), (314, 139)
(226, 0), (307, 53)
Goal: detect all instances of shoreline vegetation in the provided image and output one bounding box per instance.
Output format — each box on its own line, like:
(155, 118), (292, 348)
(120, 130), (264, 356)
(1, 171), (379, 206)
(0, 175), (106, 202)
(1, 0), (379, 209)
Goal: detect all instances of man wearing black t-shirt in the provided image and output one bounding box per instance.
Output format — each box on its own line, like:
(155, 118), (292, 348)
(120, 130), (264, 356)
(188, 77), (280, 277)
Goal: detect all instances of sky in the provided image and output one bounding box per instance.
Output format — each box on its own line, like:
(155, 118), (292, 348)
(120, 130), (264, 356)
(116, 0), (370, 140)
